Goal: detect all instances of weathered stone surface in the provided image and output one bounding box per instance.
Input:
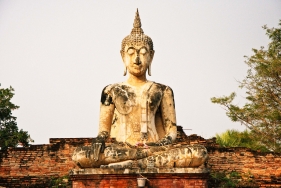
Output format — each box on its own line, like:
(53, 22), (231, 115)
(72, 142), (208, 168)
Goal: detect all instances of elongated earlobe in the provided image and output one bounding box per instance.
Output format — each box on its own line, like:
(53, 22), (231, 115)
(123, 66), (127, 76)
(148, 65), (151, 76)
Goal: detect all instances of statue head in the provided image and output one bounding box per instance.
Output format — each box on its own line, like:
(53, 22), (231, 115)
(120, 9), (155, 76)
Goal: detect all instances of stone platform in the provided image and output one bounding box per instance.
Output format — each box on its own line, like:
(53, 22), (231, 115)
(69, 167), (209, 188)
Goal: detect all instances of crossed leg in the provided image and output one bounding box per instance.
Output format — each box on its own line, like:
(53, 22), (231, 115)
(101, 145), (208, 169)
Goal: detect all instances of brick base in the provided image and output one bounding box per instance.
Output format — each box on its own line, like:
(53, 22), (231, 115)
(70, 173), (208, 188)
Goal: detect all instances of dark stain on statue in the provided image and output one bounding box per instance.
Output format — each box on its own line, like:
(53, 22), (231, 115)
(135, 149), (143, 159)
(112, 113), (118, 125)
(149, 90), (162, 110)
(156, 83), (176, 109)
(170, 88), (176, 109)
(164, 118), (177, 127)
(101, 86), (113, 106)
(117, 149), (127, 157)
(113, 84), (136, 102)
(155, 82), (167, 92)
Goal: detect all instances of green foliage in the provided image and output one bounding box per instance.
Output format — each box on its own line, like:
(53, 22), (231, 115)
(49, 175), (71, 188)
(209, 171), (240, 188)
(216, 129), (242, 147)
(208, 171), (258, 188)
(211, 20), (281, 152)
(0, 85), (33, 150)
(216, 129), (269, 152)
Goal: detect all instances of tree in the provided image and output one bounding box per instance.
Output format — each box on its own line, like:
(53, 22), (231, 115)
(216, 129), (269, 152)
(0, 85), (33, 150)
(211, 20), (281, 152)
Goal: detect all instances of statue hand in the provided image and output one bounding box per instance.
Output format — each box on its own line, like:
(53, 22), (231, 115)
(146, 136), (172, 146)
(92, 131), (109, 161)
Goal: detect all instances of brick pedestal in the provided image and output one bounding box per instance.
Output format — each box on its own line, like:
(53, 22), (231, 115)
(70, 168), (209, 188)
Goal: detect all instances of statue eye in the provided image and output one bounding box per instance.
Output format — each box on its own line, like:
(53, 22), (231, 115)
(127, 49), (135, 55)
(140, 48), (147, 55)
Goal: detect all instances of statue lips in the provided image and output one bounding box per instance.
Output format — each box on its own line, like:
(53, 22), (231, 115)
(133, 65), (142, 70)
(133, 63), (146, 71)
(129, 65), (145, 75)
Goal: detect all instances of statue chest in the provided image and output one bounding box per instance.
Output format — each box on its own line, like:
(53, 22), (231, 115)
(110, 82), (164, 115)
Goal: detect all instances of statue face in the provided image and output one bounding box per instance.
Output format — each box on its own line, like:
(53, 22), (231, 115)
(121, 44), (154, 77)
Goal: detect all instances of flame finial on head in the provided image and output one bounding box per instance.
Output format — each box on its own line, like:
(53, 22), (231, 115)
(131, 9), (144, 35)
(133, 9), (141, 28)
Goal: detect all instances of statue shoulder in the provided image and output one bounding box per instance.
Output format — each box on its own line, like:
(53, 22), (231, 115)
(100, 83), (118, 106)
(152, 82), (174, 94)
(102, 84), (115, 93)
(101, 82), (124, 93)
(100, 83), (128, 106)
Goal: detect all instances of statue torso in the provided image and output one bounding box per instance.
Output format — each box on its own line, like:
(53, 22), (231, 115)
(102, 81), (169, 145)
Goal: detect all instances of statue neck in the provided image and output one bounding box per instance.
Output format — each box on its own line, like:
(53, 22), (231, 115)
(127, 74), (147, 87)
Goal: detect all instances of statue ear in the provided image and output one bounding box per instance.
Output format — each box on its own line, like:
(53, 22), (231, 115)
(148, 64), (151, 76)
(123, 66), (127, 76)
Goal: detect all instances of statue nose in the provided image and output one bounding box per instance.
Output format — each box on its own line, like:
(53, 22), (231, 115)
(134, 56), (141, 65)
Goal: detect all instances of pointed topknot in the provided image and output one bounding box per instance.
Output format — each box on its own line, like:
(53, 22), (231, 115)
(133, 9), (141, 28)
(131, 9), (144, 35)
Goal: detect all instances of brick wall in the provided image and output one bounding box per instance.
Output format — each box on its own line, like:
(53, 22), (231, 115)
(0, 137), (281, 187)
(71, 174), (208, 188)
(0, 138), (93, 187)
(207, 147), (281, 187)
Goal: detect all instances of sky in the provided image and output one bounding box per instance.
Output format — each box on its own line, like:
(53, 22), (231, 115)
(1, 1), (281, 145)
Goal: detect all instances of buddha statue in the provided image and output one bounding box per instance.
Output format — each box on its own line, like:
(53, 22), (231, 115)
(72, 9), (208, 169)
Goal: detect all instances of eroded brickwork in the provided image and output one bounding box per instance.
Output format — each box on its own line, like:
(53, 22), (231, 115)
(0, 138), (93, 187)
(208, 147), (281, 187)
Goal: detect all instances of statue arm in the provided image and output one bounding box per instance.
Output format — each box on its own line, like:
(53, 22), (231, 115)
(90, 86), (115, 161)
(98, 85), (115, 138)
(147, 86), (177, 146)
(98, 104), (114, 137)
(160, 86), (177, 142)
